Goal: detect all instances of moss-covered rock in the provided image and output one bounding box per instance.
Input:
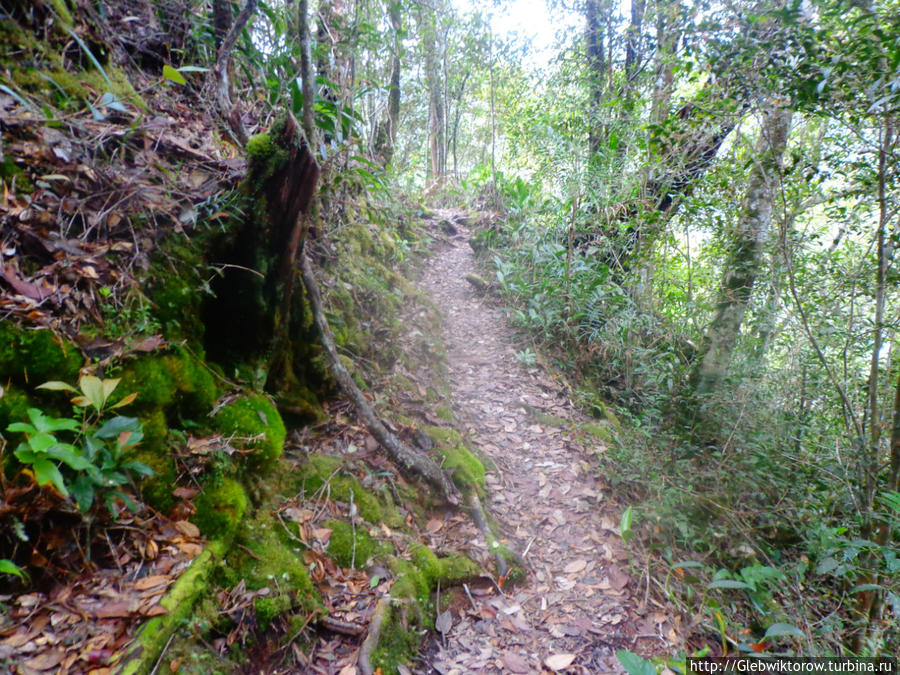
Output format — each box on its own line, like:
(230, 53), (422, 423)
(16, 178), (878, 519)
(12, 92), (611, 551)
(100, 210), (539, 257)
(193, 478), (248, 541)
(210, 393), (285, 469)
(326, 520), (381, 568)
(0, 323), (82, 386)
(131, 409), (176, 511)
(117, 348), (219, 418)
(295, 453), (404, 528)
(0, 383), (30, 432)
(218, 509), (322, 619)
(422, 425), (485, 495)
(409, 544), (480, 588)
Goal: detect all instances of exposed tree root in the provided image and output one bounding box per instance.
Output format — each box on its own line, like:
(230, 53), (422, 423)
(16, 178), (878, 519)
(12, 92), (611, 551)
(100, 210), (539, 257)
(357, 595), (391, 675)
(300, 251), (461, 506)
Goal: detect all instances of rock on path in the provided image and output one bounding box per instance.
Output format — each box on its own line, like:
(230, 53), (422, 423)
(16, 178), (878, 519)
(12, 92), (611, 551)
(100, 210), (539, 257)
(413, 212), (673, 674)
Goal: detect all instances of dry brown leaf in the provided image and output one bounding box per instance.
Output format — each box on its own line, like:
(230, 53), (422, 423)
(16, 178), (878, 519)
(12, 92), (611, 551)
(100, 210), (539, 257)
(544, 653), (576, 671)
(501, 652), (532, 674)
(425, 518), (444, 533)
(23, 648), (66, 670)
(176, 541), (203, 557)
(563, 559), (587, 574)
(133, 575), (168, 591)
(174, 521), (200, 538)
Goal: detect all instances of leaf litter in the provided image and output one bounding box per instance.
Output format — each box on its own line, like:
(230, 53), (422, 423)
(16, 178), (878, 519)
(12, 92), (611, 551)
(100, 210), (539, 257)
(410, 212), (680, 673)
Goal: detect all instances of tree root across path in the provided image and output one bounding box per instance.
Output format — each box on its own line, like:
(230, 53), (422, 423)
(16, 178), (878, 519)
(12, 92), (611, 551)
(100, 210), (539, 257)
(301, 246), (526, 673)
(300, 249), (462, 506)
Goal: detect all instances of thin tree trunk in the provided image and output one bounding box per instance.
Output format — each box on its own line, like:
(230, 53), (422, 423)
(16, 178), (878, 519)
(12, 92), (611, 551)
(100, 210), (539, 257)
(213, 0), (233, 48)
(419, 7), (445, 185)
(690, 104), (793, 399)
(585, 0), (609, 156)
(297, 0), (315, 144)
(211, 0), (258, 147)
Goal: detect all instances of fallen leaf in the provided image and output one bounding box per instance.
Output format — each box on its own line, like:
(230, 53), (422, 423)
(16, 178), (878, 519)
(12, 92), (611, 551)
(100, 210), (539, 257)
(425, 518), (444, 533)
(435, 609), (453, 635)
(545, 653), (576, 671)
(501, 652), (532, 674)
(23, 648), (66, 670)
(134, 575), (168, 591)
(564, 559), (587, 574)
(174, 521), (200, 538)
(338, 666), (357, 675)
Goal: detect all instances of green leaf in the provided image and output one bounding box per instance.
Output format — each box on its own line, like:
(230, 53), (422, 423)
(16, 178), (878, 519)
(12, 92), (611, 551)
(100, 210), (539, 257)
(32, 458), (68, 496)
(28, 432), (58, 453)
(71, 475), (95, 514)
(163, 64), (187, 85)
(850, 583), (882, 594)
(707, 579), (751, 590)
(37, 381), (79, 393)
(94, 416), (141, 439)
(620, 505), (634, 543)
(672, 560), (704, 569)
(763, 622), (805, 639)
(0, 559), (26, 580)
(7, 421), (36, 434)
(78, 375), (107, 410)
(46, 444), (92, 471)
(99, 92), (128, 113)
(616, 649), (656, 675)
(369, 575), (381, 588)
(123, 460), (154, 477)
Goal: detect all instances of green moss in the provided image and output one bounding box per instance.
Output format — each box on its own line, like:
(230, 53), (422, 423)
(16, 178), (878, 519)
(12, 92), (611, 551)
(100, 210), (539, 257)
(246, 132), (273, 159)
(422, 425), (485, 495)
(131, 409), (176, 512)
(579, 422), (613, 442)
(326, 520), (380, 568)
(119, 357), (176, 410)
(13, 65), (142, 109)
(211, 393), (285, 469)
(434, 405), (454, 421)
(409, 545), (480, 587)
(217, 509), (322, 629)
(0, 323), (82, 386)
(371, 603), (419, 674)
(117, 541), (228, 675)
(148, 241), (205, 343)
(0, 383), (30, 432)
(255, 594), (293, 631)
(193, 478), (248, 541)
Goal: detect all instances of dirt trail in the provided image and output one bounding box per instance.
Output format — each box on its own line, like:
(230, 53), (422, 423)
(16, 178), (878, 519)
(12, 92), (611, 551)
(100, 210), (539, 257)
(414, 212), (671, 674)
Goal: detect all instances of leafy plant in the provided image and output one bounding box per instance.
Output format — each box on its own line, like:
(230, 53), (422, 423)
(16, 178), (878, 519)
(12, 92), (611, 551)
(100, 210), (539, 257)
(0, 559), (27, 582)
(7, 376), (150, 515)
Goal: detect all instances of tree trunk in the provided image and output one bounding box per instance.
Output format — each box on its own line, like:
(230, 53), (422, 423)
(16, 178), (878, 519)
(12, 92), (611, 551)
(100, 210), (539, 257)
(419, 7), (445, 184)
(211, 0), (258, 147)
(585, 0), (610, 156)
(213, 0), (233, 48)
(297, 0), (316, 145)
(690, 104), (792, 399)
(374, 0), (402, 166)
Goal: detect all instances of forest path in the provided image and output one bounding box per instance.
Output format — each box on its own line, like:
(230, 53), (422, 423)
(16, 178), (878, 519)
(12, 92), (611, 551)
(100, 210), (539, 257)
(413, 212), (670, 674)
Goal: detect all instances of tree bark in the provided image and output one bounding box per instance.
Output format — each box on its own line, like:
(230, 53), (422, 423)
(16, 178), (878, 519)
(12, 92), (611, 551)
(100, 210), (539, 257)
(585, 0), (610, 156)
(419, 6), (445, 184)
(211, 0), (258, 147)
(213, 0), (233, 48)
(690, 104), (793, 399)
(297, 0), (316, 145)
